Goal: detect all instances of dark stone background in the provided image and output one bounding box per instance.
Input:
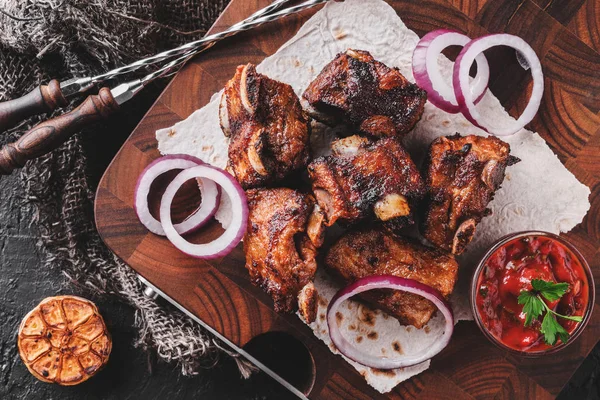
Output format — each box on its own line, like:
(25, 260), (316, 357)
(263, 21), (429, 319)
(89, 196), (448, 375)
(0, 82), (598, 400)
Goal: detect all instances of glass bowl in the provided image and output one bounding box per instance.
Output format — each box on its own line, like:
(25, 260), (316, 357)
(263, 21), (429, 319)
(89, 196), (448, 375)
(470, 230), (595, 356)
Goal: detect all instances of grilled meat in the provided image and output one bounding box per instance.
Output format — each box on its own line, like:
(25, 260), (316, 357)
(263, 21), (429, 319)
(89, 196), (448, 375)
(220, 64), (310, 188)
(326, 227), (459, 328)
(244, 188), (318, 323)
(303, 49), (426, 139)
(307, 135), (425, 233)
(422, 134), (518, 255)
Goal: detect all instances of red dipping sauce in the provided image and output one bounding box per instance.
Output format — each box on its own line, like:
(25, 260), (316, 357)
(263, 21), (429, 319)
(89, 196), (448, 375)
(472, 231), (594, 354)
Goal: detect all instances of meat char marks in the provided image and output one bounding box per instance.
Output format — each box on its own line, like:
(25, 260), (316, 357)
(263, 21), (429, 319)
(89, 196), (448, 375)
(303, 49), (426, 139)
(307, 135), (425, 244)
(220, 64), (310, 189)
(422, 134), (519, 255)
(244, 188), (318, 323)
(326, 227), (458, 328)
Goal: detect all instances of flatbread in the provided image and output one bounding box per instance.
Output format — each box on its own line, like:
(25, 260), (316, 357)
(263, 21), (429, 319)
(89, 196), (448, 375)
(156, 0), (590, 393)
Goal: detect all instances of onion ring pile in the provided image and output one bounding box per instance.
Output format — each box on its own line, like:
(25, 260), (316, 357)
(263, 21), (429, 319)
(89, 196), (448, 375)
(134, 155), (246, 259)
(413, 30), (543, 136)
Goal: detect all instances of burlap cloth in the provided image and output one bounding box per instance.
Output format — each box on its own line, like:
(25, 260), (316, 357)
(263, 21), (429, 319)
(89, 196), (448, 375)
(0, 0), (257, 377)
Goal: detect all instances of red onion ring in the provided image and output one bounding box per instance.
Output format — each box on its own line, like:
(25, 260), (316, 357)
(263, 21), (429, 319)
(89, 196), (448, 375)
(134, 155), (220, 236)
(327, 275), (454, 369)
(453, 34), (544, 136)
(160, 165), (248, 259)
(413, 29), (490, 114)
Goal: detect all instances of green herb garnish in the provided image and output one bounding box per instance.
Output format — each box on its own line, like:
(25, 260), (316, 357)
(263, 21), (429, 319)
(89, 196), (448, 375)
(517, 279), (583, 345)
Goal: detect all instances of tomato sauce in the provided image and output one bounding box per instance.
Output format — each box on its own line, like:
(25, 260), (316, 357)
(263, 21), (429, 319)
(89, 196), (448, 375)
(475, 235), (589, 352)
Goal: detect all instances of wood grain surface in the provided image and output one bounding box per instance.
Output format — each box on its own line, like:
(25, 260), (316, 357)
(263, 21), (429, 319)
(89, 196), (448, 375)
(0, 79), (67, 134)
(95, 0), (600, 398)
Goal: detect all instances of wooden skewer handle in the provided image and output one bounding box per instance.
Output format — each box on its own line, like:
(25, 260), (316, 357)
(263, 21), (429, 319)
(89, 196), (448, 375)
(0, 88), (119, 176)
(0, 80), (68, 133)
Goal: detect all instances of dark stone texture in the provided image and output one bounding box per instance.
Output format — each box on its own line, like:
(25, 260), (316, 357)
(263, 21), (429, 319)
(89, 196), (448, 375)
(0, 82), (295, 400)
(0, 81), (596, 400)
(0, 177), (296, 400)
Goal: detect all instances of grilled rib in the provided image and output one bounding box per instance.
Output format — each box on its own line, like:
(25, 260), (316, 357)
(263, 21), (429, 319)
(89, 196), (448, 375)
(303, 49), (426, 139)
(220, 64), (311, 188)
(326, 227), (459, 328)
(307, 135), (425, 236)
(244, 188), (318, 323)
(421, 134), (519, 254)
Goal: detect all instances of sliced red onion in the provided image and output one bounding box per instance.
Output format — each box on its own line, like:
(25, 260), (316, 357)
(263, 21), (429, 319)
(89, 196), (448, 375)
(134, 155), (220, 236)
(327, 275), (454, 369)
(160, 165), (248, 259)
(413, 29), (490, 114)
(454, 33), (544, 136)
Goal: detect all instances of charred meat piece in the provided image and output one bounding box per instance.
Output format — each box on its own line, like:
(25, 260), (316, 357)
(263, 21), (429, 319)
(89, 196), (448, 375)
(307, 135), (425, 232)
(326, 227), (459, 328)
(220, 64), (311, 188)
(244, 188), (318, 323)
(303, 49), (426, 139)
(422, 134), (518, 255)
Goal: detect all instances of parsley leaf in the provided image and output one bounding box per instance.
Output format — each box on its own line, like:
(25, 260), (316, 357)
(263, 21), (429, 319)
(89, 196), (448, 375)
(540, 312), (569, 346)
(518, 279), (582, 346)
(531, 279), (569, 301)
(517, 290), (543, 326)
(553, 313), (583, 323)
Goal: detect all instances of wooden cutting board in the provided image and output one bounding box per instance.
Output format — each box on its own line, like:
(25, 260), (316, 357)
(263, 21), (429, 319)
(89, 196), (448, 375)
(95, 0), (600, 398)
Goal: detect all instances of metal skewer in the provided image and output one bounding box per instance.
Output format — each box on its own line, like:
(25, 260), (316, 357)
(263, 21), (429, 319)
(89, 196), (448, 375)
(0, 0), (327, 133)
(100, 0), (328, 103)
(59, 0), (296, 98)
(65, 0), (328, 95)
(0, 0), (329, 176)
